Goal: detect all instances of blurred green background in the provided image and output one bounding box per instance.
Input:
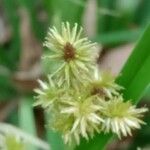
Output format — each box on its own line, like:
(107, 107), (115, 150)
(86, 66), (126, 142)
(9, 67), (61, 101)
(0, 0), (150, 150)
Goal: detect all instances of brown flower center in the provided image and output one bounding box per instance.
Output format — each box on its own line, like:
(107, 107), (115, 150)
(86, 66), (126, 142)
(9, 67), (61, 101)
(63, 42), (75, 61)
(91, 87), (105, 96)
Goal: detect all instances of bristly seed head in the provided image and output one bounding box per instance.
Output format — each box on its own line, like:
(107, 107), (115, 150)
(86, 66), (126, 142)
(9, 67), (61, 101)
(43, 22), (98, 88)
(63, 42), (75, 61)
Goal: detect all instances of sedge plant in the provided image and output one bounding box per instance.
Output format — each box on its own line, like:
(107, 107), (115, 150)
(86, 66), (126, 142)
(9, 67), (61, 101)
(34, 22), (148, 146)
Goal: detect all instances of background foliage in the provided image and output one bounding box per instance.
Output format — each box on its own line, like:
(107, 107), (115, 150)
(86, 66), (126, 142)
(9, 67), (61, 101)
(0, 0), (150, 150)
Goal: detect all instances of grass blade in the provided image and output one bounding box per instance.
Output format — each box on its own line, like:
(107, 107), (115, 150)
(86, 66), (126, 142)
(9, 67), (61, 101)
(119, 50), (150, 103)
(117, 24), (150, 90)
(18, 97), (37, 150)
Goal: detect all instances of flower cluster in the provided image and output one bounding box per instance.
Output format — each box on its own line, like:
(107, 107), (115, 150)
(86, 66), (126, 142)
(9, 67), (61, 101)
(34, 22), (148, 145)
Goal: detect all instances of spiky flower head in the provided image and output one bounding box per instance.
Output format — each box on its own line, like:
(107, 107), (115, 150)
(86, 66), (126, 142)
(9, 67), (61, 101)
(88, 70), (122, 99)
(43, 22), (98, 89)
(61, 92), (104, 144)
(34, 76), (64, 110)
(100, 96), (148, 138)
(48, 90), (104, 145)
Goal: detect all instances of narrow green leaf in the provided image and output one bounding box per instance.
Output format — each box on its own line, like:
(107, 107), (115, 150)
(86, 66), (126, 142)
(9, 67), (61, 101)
(117, 24), (150, 90)
(121, 54), (150, 103)
(19, 97), (37, 150)
(76, 23), (150, 150)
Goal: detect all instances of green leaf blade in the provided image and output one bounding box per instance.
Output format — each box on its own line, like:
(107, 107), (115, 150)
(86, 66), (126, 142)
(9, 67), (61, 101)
(123, 54), (150, 103)
(19, 97), (37, 150)
(117, 24), (150, 88)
